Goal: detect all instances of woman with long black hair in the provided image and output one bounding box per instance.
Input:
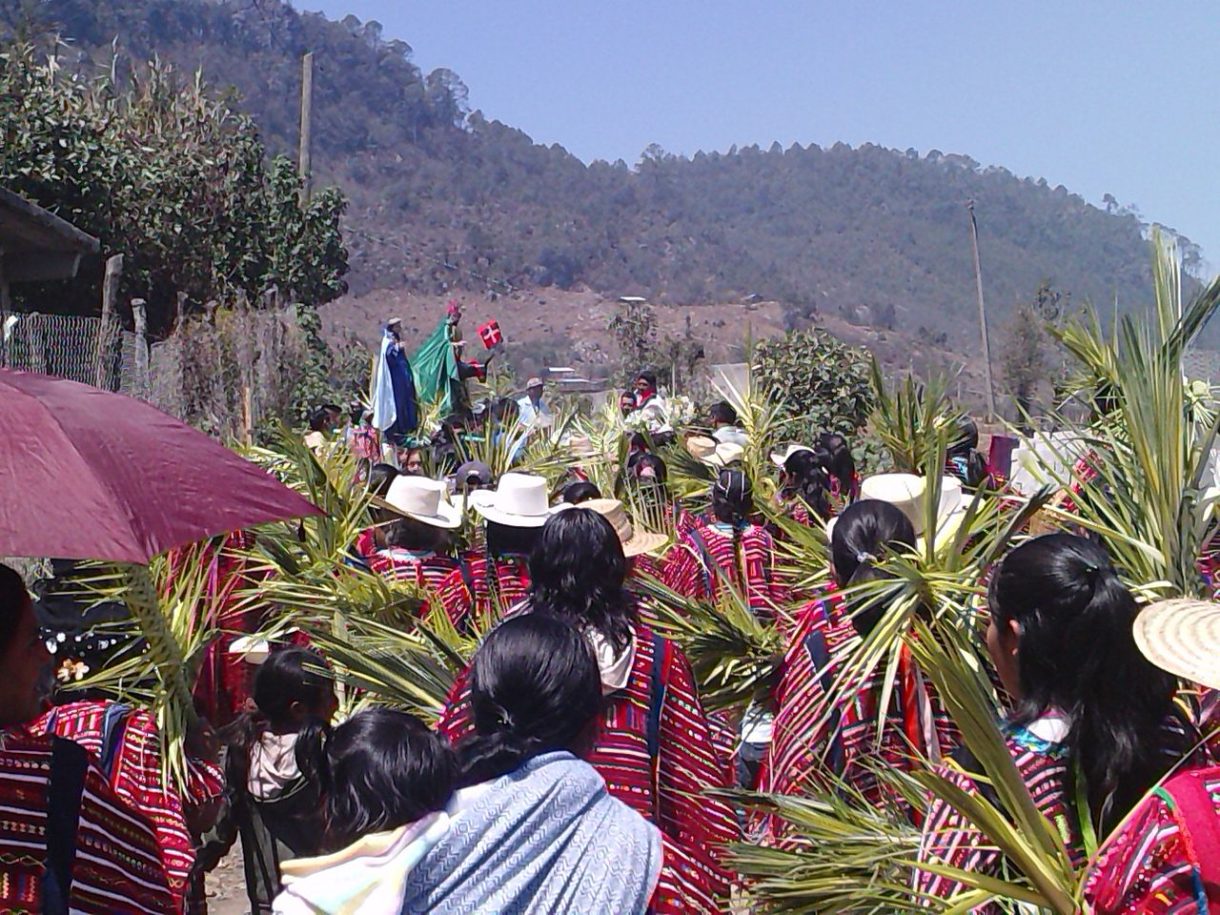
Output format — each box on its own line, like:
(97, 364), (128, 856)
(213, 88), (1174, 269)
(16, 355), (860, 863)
(439, 509), (737, 913)
(413, 615), (663, 913)
(779, 447), (833, 525)
(919, 533), (1196, 902)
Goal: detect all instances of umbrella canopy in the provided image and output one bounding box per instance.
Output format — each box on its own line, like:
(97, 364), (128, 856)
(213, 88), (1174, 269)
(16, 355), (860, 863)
(0, 369), (322, 563)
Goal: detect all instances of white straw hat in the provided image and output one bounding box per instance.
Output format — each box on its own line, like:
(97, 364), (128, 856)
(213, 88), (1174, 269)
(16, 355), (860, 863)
(687, 435), (744, 468)
(770, 443), (815, 468)
(1134, 598), (1220, 690)
(469, 472), (569, 527)
(584, 498), (669, 557)
(827, 473), (967, 548)
(385, 476), (462, 529)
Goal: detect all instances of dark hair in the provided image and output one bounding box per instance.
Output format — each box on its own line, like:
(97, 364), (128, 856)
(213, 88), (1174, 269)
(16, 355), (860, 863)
(0, 564), (28, 655)
(620, 390), (636, 403)
(459, 615), (603, 787)
(709, 401), (738, 426)
(493, 397), (519, 424)
(711, 469), (754, 525)
(830, 500), (917, 635)
(783, 449), (832, 521)
(486, 521), (540, 558)
(367, 463), (399, 498)
(303, 709), (456, 851)
(561, 480), (602, 505)
(989, 534), (1189, 832)
(386, 517), (445, 553)
(636, 371), (657, 389)
(528, 509), (637, 651)
(816, 432), (857, 497)
(950, 415), (980, 456)
(628, 452), (668, 485)
(308, 407), (332, 433)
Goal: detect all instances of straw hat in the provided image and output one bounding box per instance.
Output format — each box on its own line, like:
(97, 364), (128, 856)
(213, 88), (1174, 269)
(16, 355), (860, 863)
(769, 443), (815, 468)
(228, 635), (271, 666)
(584, 498), (669, 557)
(1133, 598), (1220, 690)
(686, 435), (745, 468)
(827, 473), (967, 548)
(385, 476), (462, 529)
(469, 472), (569, 527)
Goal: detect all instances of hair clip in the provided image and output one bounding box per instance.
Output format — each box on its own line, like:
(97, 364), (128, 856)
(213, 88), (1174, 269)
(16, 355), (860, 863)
(856, 551), (878, 564)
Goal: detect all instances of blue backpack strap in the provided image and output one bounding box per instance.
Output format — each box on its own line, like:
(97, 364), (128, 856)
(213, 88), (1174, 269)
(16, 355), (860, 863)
(99, 702), (132, 780)
(803, 629), (845, 775)
(43, 736), (89, 915)
(645, 630), (671, 825)
(684, 526), (716, 595)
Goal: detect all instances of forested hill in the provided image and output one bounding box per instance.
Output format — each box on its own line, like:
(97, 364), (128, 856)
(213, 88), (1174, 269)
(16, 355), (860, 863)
(10, 0), (1190, 345)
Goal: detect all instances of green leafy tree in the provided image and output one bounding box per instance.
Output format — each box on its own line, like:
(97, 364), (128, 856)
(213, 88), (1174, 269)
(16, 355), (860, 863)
(0, 43), (348, 334)
(753, 326), (876, 438)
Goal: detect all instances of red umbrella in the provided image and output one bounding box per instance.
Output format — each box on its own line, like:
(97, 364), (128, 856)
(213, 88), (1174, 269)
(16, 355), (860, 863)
(0, 369), (322, 563)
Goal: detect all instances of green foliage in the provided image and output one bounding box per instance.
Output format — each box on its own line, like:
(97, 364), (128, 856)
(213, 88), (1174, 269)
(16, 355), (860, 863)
(0, 42), (348, 334)
(753, 326), (876, 439)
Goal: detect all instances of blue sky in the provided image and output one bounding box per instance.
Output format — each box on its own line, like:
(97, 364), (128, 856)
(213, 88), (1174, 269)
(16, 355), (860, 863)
(301, 1), (1220, 271)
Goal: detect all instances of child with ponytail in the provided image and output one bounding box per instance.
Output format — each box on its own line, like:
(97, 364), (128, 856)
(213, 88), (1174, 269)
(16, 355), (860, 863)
(220, 648), (337, 913)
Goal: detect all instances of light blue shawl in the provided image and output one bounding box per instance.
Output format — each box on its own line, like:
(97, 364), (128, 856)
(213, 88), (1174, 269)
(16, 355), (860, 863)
(401, 751), (663, 915)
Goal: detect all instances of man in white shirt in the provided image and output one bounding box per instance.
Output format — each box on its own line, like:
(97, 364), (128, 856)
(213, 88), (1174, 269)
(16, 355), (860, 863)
(517, 377), (552, 428)
(628, 371), (672, 435)
(709, 401), (749, 447)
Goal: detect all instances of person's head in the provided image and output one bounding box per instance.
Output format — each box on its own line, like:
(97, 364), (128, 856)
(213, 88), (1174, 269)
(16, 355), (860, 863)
(816, 432), (857, 494)
(829, 500), (917, 635)
(399, 448), (425, 476)
(492, 398), (519, 427)
(783, 449), (832, 520)
(529, 508), (635, 651)
(387, 317), (403, 338)
(307, 709), (456, 851)
(485, 520), (541, 558)
(561, 480), (602, 506)
(634, 371), (657, 398)
(527, 378), (544, 405)
(627, 451), (668, 485)
(619, 390), (637, 416)
(950, 414), (980, 457)
(252, 648), (338, 730)
(368, 463), (399, 499)
(454, 461), (494, 494)
(386, 516), (445, 553)
(708, 401), (738, 429)
(988, 533), (1185, 831)
(459, 615), (603, 787)
(711, 469), (754, 526)
(0, 565), (51, 727)
(308, 406), (333, 434)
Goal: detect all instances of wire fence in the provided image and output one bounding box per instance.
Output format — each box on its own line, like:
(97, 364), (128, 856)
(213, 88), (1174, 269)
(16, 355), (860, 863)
(2, 304), (313, 441)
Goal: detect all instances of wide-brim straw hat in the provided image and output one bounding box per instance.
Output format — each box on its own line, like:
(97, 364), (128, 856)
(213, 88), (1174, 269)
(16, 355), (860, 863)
(228, 635), (271, 666)
(687, 435), (744, 468)
(770, 443), (815, 468)
(470, 472), (569, 527)
(385, 475), (462, 529)
(1134, 598), (1220, 690)
(584, 498), (669, 557)
(828, 473), (967, 548)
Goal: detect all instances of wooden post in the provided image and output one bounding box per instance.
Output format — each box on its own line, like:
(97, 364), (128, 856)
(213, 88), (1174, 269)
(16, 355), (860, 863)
(967, 201), (997, 419)
(95, 254), (123, 389)
(298, 52), (314, 204)
(132, 298), (149, 399)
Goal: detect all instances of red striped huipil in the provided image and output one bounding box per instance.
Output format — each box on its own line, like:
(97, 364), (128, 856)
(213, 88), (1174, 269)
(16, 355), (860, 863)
(0, 727), (174, 913)
(31, 701), (223, 912)
(917, 719), (1085, 909)
(1084, 764), (1220, 913)
(438, 622), (738, 913)
(663, 520), (785, 615)
(760, 598), (957, 814)
(435, 552), (532, 629)
(368, 548), (459, 593)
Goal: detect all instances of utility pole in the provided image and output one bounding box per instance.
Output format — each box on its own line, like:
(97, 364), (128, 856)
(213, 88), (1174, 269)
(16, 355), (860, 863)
(298, 51), (314, 204)
(967, 200), (997, 419)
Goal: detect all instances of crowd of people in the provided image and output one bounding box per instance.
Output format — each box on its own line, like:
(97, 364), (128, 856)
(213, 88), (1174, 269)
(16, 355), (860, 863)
(5, 354), (1220, 914)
